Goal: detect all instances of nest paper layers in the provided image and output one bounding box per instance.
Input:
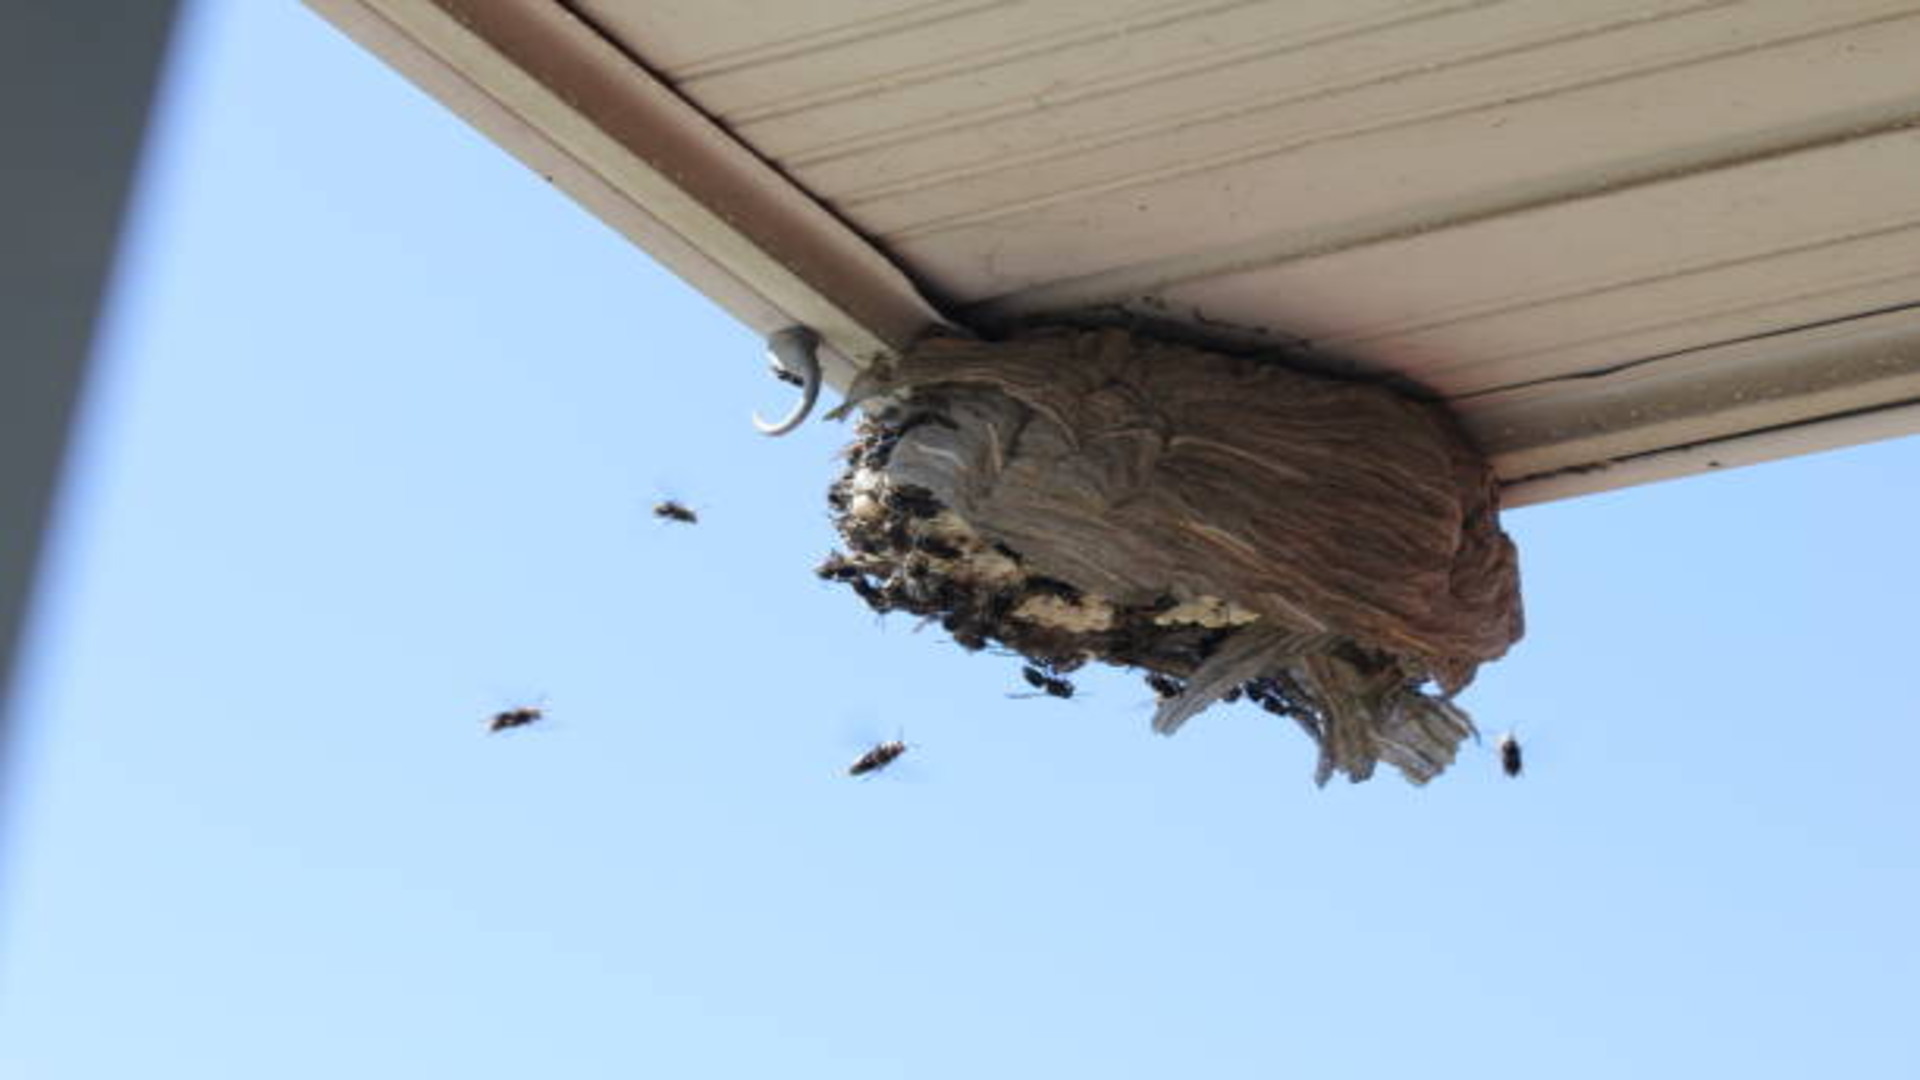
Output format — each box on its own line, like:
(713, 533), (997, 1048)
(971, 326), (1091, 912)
(820, 328), (1523, 785)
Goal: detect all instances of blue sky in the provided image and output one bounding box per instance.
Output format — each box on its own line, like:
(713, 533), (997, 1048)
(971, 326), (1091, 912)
(2, 3), (1916, 1077)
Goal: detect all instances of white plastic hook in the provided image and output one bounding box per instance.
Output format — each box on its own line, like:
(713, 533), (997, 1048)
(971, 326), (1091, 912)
(754, 326), (822, 436)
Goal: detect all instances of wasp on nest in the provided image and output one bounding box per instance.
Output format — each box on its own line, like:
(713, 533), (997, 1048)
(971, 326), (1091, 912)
(816, 328), (1524, 786)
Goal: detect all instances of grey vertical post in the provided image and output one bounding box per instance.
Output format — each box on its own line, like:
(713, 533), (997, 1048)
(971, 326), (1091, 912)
(0, 5), (182, 819)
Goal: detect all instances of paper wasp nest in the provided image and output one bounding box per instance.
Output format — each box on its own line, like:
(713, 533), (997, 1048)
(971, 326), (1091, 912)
(821, 328), (1523, 785)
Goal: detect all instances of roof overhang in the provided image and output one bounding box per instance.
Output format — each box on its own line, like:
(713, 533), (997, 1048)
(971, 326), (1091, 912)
(306, 0), (1920, 506)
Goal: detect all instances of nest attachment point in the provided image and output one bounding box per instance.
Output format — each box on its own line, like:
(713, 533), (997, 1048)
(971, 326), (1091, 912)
(818, 328), (1523, 786)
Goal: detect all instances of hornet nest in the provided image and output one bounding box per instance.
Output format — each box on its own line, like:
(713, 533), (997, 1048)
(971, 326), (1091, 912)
(818, 328), (1523, 785)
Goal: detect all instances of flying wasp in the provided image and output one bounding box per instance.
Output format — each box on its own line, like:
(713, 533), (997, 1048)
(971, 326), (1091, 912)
(488, 705), (544, 734)
(653, 500), (699, 524)
(1013, 664), (1075, 700)
(848, 739), (908, 778)
(1497, 731), (1524, 778)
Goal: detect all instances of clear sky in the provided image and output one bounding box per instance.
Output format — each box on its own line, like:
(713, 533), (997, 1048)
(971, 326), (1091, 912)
(3, 3), (1917, 1077)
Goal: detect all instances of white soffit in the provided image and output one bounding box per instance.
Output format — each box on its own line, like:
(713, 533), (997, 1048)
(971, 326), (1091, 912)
(307, 0), (1920, 506)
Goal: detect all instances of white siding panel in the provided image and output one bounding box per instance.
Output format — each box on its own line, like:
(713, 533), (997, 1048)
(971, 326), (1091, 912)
(737, 0), (1442, 159)
(427, 0), (1920, 498)
(886, 2), (1920, 301)
(1149, 129), (1920, 392)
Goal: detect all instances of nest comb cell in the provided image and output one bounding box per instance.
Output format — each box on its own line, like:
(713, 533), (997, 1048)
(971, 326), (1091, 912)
(817, 327), (1523, 786)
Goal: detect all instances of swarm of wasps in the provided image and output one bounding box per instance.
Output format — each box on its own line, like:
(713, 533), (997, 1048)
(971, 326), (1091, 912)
(804, 417), (1537, 782)
(489, 457), (1532, 782)
(482, 498), (694, 736)
(486, 707), (920, 780)
(488, 709), (1516, 779)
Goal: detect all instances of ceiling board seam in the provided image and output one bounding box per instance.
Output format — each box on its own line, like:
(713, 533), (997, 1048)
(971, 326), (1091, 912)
(797, 0), (1725, 186)
(883, 4), (1915, 239)
(716, 0), (1273, 126)
(1421, 269), (1920, 394)
(1496, 394), (1920, 504)
(965, 102), (1920, 321)
(775, 0), (1506, 169)
(671, 0), (1013, 81)
(1324, 212), (1920, 354)
(1458, 298), (1920, 403)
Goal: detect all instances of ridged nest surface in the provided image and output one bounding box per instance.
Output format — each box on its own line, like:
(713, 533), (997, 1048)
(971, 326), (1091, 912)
(819, 328), (1523, 785)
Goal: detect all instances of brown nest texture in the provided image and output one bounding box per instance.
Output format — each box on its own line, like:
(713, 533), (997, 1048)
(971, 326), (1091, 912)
(819, 328), (1523, 785)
